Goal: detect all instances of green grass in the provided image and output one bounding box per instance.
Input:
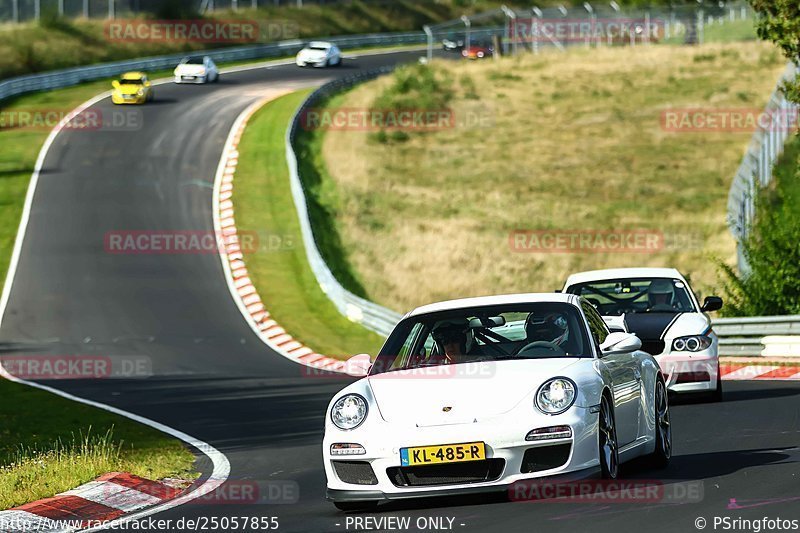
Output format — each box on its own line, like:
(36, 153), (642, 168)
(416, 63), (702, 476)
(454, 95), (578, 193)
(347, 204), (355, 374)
(232, 91), (385, 358)
(315, 42), (787, 311)
(702, 18), (758, 44)
(0, 378), (196, 509)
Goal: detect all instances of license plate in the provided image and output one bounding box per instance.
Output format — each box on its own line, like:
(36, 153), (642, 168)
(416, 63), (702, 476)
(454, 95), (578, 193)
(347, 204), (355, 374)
(400, 442), (485, 466)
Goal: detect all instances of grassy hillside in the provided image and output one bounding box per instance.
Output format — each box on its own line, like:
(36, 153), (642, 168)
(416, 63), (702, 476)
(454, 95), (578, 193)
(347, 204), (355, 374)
(309, 41), (786, 312)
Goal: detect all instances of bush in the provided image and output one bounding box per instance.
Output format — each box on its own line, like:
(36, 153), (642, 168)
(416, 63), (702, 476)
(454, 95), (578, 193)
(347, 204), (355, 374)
(720, 139), (800, 316)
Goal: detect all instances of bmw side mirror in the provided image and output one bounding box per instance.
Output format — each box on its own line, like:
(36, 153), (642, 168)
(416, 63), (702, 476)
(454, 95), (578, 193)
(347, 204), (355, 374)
(600, 332), (642, 356)
(701, 296), (723, 313)
(345, 353), (372, 377)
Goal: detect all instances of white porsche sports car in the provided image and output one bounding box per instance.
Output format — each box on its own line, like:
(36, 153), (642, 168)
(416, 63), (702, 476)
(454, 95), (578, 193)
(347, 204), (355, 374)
(173, 56), (219, 84)
(295, 41), (342, 67)
(324, 293), (671, 511)
(563, 268), (723, 401)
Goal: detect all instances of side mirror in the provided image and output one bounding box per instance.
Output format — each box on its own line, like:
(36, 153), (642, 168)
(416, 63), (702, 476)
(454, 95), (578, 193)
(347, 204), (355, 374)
(345, 353), (372, 377)
(144, 81), (151, 87)
(600, 332), (642, 356)
(112, 80), (120, 89)
(701, 296), (723, 313)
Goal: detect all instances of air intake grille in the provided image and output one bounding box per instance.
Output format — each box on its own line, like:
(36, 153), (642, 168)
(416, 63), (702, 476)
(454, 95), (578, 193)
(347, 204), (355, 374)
(387, 459), (505, 487)
(332, 461), (378, 485)
(520, 444), (571, 474)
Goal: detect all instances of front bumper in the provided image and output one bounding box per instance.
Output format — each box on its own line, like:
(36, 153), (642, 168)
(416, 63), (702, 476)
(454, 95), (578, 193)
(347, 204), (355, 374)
(327, 466), (599, 502)
(111, 93), (145, 104)
(657, 351), (719, 393)
(174, 75), (207, 84)
(324, 407), (599, 502)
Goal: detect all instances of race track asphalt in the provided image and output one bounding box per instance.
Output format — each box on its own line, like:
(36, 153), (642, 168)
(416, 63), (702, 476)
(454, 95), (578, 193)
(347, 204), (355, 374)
(1, 49), (799, 533)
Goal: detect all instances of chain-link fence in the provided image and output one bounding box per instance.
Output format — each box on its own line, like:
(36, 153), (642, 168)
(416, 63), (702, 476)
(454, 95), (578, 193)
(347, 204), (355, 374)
(727, 62), (799, 273)
(0, 0), (399, 22)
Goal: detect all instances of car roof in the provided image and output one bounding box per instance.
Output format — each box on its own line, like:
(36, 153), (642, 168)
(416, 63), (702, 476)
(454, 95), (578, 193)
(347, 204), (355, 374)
(563, 268), (687, 290)
(120, 71), (146, 80)
(406, 292), (581, 319)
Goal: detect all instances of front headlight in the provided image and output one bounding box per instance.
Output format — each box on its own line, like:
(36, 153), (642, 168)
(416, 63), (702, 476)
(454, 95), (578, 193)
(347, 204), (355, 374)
(535, 377), (576, 415)
(137, 88), (144, 96)
(331, 394), (368, 430)
(672, 335), (712, 352)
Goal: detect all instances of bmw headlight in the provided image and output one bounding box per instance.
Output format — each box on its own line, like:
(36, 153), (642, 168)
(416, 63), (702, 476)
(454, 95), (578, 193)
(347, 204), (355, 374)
(137, 88), (144, 96)
(331, 394), (368, 430)
(672, 335), (712, 352)
(535, 378), (577, 415)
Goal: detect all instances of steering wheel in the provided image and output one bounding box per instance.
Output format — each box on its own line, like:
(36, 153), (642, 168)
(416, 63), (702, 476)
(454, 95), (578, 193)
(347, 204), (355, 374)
(515, 341), (566, 357)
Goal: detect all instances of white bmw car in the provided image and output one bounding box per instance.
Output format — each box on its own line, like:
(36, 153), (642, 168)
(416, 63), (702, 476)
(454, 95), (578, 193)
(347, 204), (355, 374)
(295, 41), (342, 67)
(324, 293), (671, 511)
(563, 268), (723, 401)
(173, 56), (219, 84)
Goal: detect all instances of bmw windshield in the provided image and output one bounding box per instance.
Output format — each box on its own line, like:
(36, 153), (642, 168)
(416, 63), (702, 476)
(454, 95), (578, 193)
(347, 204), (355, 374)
(370, 302), (591, 376)
(566, 278), (697, 316)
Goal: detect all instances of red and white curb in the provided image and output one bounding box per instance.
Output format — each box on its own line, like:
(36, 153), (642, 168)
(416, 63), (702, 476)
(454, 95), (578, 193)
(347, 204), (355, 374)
(212, 94), (347, 374)
(0, 473), (182, 532)
(721, 363), (800, 381)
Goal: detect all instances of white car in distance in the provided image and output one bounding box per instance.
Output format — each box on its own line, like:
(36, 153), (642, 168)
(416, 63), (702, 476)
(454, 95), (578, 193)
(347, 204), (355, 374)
(324, 293), (671, 511)
(296, 41), (342, 67)
(173, 56), (219, 84)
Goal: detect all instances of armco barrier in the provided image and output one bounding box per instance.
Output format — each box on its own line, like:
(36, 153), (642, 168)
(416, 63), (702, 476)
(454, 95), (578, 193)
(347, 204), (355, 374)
(713, 315), (800, 357)
(0, 31), (427, 103)
(285, 67), (404, 337)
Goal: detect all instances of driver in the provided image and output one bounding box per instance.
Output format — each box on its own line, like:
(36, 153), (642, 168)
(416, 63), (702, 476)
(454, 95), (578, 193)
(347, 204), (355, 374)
(648, 279), (677, 311)
(431, 322), (474, 364)
(524, 312), (569, 348)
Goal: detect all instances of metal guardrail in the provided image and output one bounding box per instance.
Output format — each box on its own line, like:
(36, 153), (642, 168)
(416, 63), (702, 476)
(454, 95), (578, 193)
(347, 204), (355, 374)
(727, 62), (799, 272)
(0, 31), (427, 103)
(285, 67), (405, 338)
(713, 315), (800, 356)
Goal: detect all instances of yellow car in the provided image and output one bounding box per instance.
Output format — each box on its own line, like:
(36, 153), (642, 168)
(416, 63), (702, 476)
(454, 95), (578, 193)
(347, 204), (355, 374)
(111, 72), (154, 105)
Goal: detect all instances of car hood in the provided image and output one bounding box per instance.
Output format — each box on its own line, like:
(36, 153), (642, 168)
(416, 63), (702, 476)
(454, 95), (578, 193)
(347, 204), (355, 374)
(114, 84), (144, 95)
(367, 358), (581, 425)
(622, 312), (709, 340)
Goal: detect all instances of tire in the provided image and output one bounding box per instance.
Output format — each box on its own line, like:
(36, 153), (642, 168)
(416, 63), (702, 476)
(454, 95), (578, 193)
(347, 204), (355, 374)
(647, 378), (672, 468)
(710, 366), (723, 402)
(598, 394), (619, 479)
(333, 501), (379, 512)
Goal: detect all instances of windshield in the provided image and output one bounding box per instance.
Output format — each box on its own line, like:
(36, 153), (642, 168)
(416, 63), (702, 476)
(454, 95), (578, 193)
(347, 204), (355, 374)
(566, 278), (697, 316)
(183, 57), (204, 64)
(371, 302), (590, 376)
(308, 45), (329, 51)
(118, 79), (143, 85)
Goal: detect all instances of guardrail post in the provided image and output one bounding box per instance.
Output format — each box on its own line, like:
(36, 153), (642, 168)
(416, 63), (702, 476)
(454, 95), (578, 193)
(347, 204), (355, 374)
(34, 0), (41, 21)
(83, 0), (89, 18)
(58, 0), (64, 16)
(423, 25), (433, 63)
(108, 0), (115, 19)
(12, 0), (19, 23)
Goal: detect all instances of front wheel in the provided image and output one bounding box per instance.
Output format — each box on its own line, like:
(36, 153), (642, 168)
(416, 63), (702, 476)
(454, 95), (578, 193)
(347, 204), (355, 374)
(598, 394), (619, 479)
(334, 501), (379, 512)
(647, 379), (672, 468)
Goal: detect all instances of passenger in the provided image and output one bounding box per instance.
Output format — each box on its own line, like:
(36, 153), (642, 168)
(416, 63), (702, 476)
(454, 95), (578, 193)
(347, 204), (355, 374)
(431, 322), (475, 364)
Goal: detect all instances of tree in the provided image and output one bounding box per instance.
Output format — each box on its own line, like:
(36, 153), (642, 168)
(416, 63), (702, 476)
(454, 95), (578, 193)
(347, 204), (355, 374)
(750, 1), (800, 103)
